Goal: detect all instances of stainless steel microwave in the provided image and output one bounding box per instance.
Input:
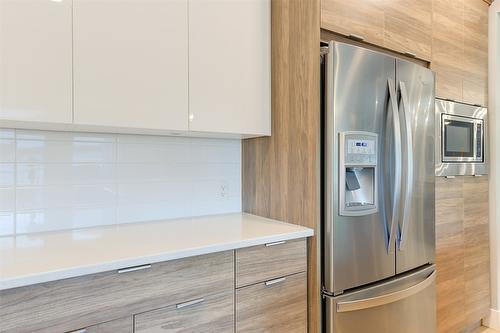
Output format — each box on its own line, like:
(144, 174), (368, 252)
(435, 99), (488, 177)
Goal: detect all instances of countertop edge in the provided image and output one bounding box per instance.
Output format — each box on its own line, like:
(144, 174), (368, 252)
(0, 228), (313, 291)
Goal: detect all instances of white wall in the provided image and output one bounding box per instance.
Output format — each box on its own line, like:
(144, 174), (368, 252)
(486, 3), (500, 329)
(0, 129), (241, 236)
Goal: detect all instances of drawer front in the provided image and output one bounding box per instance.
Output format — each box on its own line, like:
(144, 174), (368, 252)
(82, 317), (133, 333)
(135, 290), (233, 333)
(235, 238), (306, 288)
(0, 251), (233, 333)
(236, 272), (307, 333)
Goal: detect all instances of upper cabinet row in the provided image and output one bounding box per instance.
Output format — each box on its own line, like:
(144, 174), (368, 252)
(321, 0), (488, 107)
(321, 0), (432, 60)
(0, 0), (271, 137)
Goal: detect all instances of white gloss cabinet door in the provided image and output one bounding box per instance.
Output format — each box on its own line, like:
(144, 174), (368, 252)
(188, 0), (271, 136)
(0, 0), (72, 124)
(73, 0), (188, 131)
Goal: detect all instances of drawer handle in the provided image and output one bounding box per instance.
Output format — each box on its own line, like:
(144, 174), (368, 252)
(176, 297), (205, 309)
(117, 264), (152, 274)
(265, 241), (286, 247)
(67, 330), (86, 333)
(265, 277), (286, 286)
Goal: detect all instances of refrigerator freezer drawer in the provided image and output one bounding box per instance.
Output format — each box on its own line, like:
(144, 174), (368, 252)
(325, 265), (436, 333)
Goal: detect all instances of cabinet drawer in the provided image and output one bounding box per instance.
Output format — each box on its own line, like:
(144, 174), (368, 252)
(0, 251), (233, 333)
(236, 272), (307, 333)
(235, 238), (306, 288)
(135, 290), (233, 333)
(67, 317), (133, 333)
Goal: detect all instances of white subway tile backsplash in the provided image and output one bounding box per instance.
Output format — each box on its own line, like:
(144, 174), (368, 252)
(0, 129), (15, 139)
(1, 129), (241, 236)
(117, 201), (191, 224)
(16, 206), (116, 234)
(117, 181), (191, 204)
(16, 140), (115, 163)
(0, 164), (15, 187)
(0, 188), (15, 212)
(0, 213), (14, 236)
(0, 139), (15, 163)
(116, 143), (190, 164)
(16, 164), (115, 186)
(16, 184), (116, 211)
(16, 129), (115, 142)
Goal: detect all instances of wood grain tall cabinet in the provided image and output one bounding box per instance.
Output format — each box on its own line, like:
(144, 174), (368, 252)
(436, 176), (490, 333)
(242, 0), (322, 332)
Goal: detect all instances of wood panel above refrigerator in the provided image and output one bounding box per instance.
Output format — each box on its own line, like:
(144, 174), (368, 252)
(321, 0), (489, 106)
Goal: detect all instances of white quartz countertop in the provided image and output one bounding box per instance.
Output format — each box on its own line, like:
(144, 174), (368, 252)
(0, 213), (313, 290)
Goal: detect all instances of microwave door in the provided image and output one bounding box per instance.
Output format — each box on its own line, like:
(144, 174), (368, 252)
(442, 114), (478, 163)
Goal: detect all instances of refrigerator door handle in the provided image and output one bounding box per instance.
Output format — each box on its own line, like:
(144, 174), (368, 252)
(385, 78), (402, 253)
(336, 270), (436, 313)
(398, 81), (414, 251)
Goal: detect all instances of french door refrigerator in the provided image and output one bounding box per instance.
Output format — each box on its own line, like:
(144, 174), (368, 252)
(322, 41), (436, 333)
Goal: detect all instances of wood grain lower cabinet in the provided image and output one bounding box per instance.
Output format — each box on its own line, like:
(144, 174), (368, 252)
(1, 238), (309, 333)
(0, 252), (233, 333)
(236, 238), (307, 288)
(135, 291), (233, 333)
(74, 317), (133, 333)
(236, 272), (307, 333)
(435, 176), (490, 333)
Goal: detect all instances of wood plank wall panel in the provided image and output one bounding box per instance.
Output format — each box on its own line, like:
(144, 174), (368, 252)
(462, 0), (488, 106)
(436, 177), (466, 333)
(321, 0), (489, 106)
(435, 176), (490, 333)
(463, 176), (490, 326)
(241, 0), (321, 332)
(431, 0), (464, 102)
(321, 0), (384, 46)
(383, 0), (433, 60)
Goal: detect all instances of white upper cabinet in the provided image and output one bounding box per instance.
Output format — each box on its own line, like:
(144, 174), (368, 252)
(0, 0), (72, 124)
(73, 0), (189, 131)
(188, 0), (271, 136)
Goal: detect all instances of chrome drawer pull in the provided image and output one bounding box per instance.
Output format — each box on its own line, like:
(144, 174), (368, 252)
(117, 264), (151, 274)
(176, 297), (205, 309)
(265, 277), (286, 286)
(265, 241), (286, 247)
(67, 329), (86, 333)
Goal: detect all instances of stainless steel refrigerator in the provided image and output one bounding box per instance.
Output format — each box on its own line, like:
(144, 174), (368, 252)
(322, 41), (436, 333)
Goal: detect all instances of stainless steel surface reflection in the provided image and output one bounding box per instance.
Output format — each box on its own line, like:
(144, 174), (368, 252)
(322, 41), (436, 333)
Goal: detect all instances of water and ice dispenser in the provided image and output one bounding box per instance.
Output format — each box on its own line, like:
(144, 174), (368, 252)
(339, 132), (378, 216)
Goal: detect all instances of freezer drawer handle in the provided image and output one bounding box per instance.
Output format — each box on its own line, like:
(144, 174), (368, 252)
(336, 271), (436, 313)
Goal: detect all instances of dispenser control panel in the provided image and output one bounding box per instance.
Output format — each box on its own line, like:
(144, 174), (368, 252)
(339, 131), (378, 216)
(344, 134), (377, 165)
